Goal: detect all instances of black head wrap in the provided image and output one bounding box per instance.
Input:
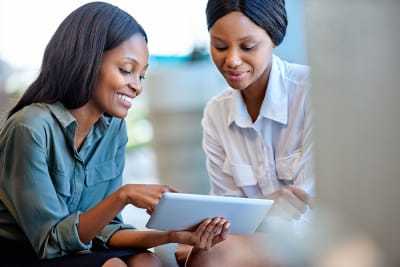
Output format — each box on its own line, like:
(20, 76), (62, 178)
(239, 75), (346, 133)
(206, 0), (287, 46)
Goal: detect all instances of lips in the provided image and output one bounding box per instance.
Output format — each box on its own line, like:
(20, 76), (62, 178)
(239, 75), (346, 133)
(116, 92), (134, 108)
(225, 71), (248, 82)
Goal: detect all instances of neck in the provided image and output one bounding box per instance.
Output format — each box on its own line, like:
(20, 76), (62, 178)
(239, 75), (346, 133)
(69, 101), (102, 150)
(241, 64), (271, 122)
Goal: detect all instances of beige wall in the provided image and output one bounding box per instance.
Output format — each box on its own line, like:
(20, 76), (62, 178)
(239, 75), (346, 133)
(306, 1), (400, 265)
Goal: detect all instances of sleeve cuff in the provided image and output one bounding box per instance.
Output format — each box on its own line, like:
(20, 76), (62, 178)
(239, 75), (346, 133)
(96, 222), (135, 246)
(55, 212), (92, 253)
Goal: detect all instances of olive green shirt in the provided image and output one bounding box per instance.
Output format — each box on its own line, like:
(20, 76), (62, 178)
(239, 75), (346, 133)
(0, 102), (133, 259)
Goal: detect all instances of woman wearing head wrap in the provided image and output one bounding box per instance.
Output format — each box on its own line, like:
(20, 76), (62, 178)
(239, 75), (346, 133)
(176, 1), (315, 266)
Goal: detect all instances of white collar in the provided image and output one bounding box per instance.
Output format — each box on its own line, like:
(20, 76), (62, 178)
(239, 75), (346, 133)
(228, 55), (288, 128)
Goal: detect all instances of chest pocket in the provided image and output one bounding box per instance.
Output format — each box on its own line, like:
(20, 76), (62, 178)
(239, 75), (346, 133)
(223, 158), (281, 187)
(222, 160), (258, 187)
(85, 160), (120, 187)
(275, 150), (303, 182)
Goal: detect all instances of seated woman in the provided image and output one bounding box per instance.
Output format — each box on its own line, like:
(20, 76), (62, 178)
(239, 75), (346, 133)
(0, 2), (229, 267)
(177, 0), (314, 266)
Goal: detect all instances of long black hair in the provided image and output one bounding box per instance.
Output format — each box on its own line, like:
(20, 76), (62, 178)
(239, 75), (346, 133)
(206, 0), (287, 46)
(8, 1), (147, 118)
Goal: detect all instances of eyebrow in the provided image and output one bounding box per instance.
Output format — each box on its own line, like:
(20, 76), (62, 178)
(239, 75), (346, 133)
(124, 57), (149, 70)
(211, 35), (256, 42)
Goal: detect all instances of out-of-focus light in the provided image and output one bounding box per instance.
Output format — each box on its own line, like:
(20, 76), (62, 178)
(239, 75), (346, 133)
(0, 0), (209, 70)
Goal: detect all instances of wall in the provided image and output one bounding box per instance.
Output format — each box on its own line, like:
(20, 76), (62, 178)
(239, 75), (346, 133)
(306, 1), (400, 265)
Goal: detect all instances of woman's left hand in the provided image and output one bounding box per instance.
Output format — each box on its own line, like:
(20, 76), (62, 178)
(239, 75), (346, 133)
(169, 217), (230, 250)
(266, 186), (313, 220)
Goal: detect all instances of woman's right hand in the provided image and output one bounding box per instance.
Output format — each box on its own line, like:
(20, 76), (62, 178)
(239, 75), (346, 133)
(119, 184), (178, 213)
(169, 217), (230, 250)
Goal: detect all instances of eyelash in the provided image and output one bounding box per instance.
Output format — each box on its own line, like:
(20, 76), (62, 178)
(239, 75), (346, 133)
(241, 46), (256, 51)
(119, 68), (146, 81)
(214, 45), (256, 52)
(119, 68), (131, 75)
(215, 47), (227, 51)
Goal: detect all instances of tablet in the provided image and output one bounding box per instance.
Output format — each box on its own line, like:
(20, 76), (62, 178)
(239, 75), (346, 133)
(146, 192), (273, 235)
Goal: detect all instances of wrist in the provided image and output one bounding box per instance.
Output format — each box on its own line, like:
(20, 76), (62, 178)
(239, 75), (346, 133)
(116, 186), (129, 206)
(167, 231), (178, 243)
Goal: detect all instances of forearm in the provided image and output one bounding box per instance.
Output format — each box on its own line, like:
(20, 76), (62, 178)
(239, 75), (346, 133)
(78, 187), (127, 243)
(108, 229), (174, 249)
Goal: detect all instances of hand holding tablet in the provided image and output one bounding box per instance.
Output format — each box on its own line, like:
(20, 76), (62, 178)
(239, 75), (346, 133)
(167, 217), (230, 250)
(146, 192), (273, 235)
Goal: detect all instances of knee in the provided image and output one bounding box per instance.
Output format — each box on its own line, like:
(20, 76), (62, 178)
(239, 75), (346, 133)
(126, 252), (162, 267)
(175, 244), (192, 267)
(102, 257), (127, 267)
(186, 248), (227, 267)
(186, 253), (211, 267)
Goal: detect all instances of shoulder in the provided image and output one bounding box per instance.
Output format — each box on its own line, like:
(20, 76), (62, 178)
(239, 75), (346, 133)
(4, 103), (54, 135)
(275, 56), (310, 85)
(0, 104), (53, 147)
(274, 56), (311, 104)
(203, 88), (233, 119)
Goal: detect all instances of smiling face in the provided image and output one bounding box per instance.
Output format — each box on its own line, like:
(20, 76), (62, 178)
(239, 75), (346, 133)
(90, 33), (149, 118)
(209, 11), (274, 91)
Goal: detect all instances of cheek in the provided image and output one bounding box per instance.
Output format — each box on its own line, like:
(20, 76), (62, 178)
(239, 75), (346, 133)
(211, 50), (224, 68)
(253, 58), (269, 72)
(251, 50), (272, 72)
(102, 73), (127, 94)
(95, 73), (123, 100)
(106, 69), (124, 85)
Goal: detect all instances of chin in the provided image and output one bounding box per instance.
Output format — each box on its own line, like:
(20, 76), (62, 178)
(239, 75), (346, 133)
(227, 81), (249, 91)
(115, 114), (127, 119)
(116, 112), (128, 119)
(108, 109), (128, 119)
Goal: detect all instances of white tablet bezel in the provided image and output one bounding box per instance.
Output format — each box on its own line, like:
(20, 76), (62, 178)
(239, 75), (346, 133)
(145, 192), (273, 235)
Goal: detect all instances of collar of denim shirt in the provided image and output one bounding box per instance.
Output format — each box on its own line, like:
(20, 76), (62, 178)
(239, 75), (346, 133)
(47, 102), (112, 150)
(47, 102), (111, 129)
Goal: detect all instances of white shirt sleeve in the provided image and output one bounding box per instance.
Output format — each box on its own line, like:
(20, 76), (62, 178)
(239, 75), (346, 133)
(295, 86), (316, 197)
(292, 87), (315, 227)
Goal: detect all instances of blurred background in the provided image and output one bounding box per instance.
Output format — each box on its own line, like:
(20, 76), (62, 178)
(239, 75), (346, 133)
(0, 0), (399, 266)
(0, 0), (307, 193)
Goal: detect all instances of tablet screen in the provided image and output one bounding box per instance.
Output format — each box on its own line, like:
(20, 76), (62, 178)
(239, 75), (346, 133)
(146, 192), (273, 234)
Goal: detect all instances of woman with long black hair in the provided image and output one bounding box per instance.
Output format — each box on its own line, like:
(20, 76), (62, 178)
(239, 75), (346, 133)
(0, 2), (228, 266)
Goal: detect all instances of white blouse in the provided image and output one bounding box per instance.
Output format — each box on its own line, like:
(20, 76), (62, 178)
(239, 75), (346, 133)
(202, 55), (314, 201)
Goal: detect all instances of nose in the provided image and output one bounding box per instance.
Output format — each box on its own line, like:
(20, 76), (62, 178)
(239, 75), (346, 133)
(127, 76), (142, 96)
(225, 48), (242, 69)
